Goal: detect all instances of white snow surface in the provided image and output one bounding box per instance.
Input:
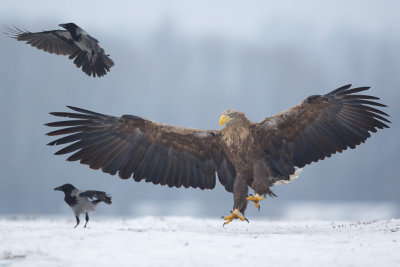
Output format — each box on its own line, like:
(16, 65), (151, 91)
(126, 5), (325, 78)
(1, 216), (399, 267)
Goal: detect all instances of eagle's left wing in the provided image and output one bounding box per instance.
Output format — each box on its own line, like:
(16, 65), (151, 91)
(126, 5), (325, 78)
(256, 84), (390, 181)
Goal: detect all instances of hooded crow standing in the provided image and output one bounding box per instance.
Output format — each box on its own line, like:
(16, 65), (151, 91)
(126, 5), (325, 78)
(5, 23), (114, 77)
(54, 184), (112, 228)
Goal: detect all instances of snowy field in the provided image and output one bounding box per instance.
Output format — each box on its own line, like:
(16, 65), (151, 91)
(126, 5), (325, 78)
(1, 216), (399, 267)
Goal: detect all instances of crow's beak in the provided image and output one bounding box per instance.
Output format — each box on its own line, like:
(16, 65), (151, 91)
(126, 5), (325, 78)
(58, 24), (65, 28)
(54, 186), (61, 191)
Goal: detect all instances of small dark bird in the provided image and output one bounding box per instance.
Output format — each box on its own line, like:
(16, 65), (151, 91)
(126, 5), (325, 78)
(54, 184), (112, 228)
(5, 23), (114, 77)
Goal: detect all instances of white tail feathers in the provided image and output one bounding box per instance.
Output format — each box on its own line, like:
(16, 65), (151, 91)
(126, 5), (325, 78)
(272, 168), (303, 186)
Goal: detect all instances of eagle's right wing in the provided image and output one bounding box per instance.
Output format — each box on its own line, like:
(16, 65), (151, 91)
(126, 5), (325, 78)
(46, 106), (236, 192)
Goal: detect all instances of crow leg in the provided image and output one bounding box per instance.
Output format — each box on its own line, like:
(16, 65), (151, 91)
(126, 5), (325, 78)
(74, 216), (80, 229)
(84, 213), (89, 228)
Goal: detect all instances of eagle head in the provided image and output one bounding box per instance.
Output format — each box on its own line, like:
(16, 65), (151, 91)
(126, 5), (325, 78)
(219, 110), (247, 126)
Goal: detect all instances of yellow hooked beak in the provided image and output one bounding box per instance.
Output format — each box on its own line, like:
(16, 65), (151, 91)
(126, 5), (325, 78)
(219, 115), (232, 126)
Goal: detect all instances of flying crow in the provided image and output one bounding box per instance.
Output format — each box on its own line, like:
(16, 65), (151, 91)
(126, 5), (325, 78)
(5, 23), (114, 77)
(54, 184), (112, 228)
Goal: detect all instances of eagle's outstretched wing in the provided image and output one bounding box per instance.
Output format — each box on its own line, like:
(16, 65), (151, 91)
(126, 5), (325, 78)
(5, 26), (79, 55)
(46, 107), (236, 192)
(257, 84), (390, 181)
(79, 190), (112, 204)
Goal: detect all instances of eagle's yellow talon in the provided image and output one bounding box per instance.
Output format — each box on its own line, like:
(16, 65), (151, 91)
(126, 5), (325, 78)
(246, 194), (264, 209)
(222, 209), (246, 225)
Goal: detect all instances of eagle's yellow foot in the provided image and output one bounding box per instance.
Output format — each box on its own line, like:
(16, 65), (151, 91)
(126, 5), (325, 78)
(222, 209), (248, 226)
(246, 194), (265, 211)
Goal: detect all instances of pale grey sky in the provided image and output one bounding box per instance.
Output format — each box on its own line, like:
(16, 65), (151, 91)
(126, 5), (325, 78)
(1, 0), (399, 41)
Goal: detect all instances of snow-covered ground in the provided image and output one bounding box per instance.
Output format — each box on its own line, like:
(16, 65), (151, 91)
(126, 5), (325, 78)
(1, 216), (399, 267)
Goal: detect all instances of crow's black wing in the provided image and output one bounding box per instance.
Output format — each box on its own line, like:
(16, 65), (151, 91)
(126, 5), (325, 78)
(6, 26), (79, 55)
(79, 190), (112, 204)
